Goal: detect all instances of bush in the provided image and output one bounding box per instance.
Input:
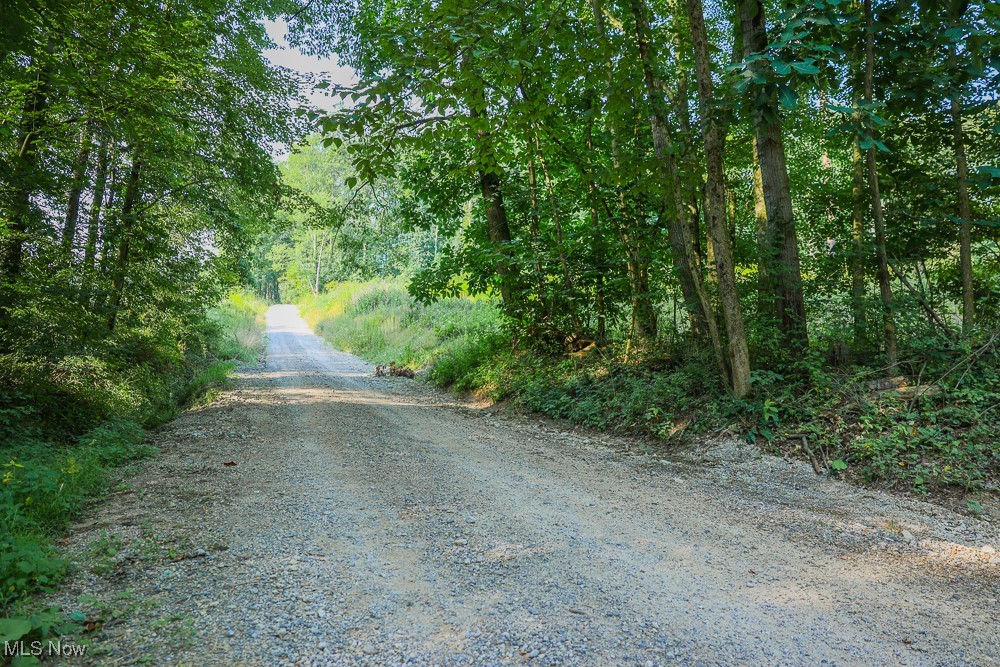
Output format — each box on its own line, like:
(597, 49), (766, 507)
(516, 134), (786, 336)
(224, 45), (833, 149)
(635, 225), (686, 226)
(0, 535), (67, 609)
(0, 419), (150, 607)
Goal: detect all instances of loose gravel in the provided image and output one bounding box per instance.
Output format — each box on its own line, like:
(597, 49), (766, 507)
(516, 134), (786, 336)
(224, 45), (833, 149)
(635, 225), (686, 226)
(48, 305), (998, 666)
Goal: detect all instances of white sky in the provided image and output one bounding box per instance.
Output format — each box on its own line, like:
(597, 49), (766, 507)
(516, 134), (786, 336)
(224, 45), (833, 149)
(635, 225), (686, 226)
(263, 19), (357, 157)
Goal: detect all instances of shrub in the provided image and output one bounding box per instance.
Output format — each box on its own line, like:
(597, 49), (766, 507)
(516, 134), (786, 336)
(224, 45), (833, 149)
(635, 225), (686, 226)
(0, 289), (266, 612)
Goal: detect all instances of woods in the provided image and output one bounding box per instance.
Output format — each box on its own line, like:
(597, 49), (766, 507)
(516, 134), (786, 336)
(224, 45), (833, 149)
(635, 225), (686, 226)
(0, 0), (293, 613)
(278, 0), (998, 398)
(0, 0), (294, 426)
(260, 0), (999, 497)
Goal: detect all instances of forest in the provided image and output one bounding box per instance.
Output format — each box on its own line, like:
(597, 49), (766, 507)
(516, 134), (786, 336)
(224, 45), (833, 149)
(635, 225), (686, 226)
(263, 0), (999, 494)
(1, 0), (999, 638)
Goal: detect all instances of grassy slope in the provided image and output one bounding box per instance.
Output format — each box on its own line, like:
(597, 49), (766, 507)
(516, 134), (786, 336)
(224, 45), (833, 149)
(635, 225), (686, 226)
(301, 281), (997, 508)
(301, 281), (508, 392)
(0, 292), (268, 619)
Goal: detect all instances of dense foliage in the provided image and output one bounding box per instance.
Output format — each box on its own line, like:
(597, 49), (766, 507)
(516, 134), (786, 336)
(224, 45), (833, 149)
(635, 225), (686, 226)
(1, 0), (294, 613)
(283, 0), (999, 385)
(264, 0), (998, 497)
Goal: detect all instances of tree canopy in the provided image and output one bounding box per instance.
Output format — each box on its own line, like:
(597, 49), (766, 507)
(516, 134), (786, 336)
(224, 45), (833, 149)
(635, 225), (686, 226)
(263, 0), (1000, 398)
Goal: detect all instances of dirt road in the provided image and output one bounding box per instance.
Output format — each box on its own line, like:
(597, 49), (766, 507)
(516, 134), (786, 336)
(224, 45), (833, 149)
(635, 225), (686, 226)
(55, 305), (998, 666)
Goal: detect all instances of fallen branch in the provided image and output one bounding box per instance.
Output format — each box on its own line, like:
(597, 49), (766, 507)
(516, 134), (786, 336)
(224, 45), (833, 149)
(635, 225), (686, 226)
(375, 361), (415, 379)
(887, 261), (955, 338)
(787, 433), (826, 475)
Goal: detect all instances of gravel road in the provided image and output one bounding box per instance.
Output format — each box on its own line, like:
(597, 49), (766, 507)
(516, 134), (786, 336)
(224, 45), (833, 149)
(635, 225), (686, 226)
(52, 304), (998, 666)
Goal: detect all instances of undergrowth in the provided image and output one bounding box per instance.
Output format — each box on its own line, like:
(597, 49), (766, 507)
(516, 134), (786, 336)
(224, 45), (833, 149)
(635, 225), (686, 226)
(301, 281), (998, 504)
(0, 291), (267, 625)
(301, 280), (505, 392)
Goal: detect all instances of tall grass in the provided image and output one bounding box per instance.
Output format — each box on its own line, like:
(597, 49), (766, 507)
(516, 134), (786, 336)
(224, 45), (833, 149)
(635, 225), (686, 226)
(300, 281), (508, 392)
(207, 291), (268, 364)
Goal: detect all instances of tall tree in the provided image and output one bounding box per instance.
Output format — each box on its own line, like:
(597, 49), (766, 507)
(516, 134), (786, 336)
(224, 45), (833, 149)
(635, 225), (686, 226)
(863, 0), (898, 367)
(62, 124), (92, 255)
(736, 0), (809, 354)
(684, 0), (751, 395)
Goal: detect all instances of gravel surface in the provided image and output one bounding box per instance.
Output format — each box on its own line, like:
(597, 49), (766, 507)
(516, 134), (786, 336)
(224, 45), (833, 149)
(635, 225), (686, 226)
(49, 305), (998, 666)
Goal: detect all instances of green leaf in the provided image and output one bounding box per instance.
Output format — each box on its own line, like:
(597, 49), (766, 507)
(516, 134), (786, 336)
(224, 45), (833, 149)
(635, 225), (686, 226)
(69, 610), (87, 623)
(0, 617), (33, 643)
(777, 85), (798, 110)
(830, 459), (848, 471)
(967, 501), (984, 513)
(791, 61), (821, 75)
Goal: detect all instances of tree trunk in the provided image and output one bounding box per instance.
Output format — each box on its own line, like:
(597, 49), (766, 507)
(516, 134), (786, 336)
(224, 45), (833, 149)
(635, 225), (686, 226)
(669, 2), (704, 269)
(535, 138), (576, 314)
(84, 133), (110, 270)
(313, 230), (324, 294)
(465, 73), (516, 308)
(521, 92), (549, 314)
(850, 134), (867, 346)
(98, 160), (122, 279)
(669, 158), (715, 349)
(107, 156), (142, 331)
(477, 167), (515, 307)
(583, 94), (607, 341)
(62, 124), (92, 256)
(461, 52), (517, 310)
(950, 51), (974, 333)
(863, 0), (897, 367)
(737, 0), (808, 354)
(629, 0), (677, 339)
(685, 0), (751, 396)
(752, 137), (772, 322)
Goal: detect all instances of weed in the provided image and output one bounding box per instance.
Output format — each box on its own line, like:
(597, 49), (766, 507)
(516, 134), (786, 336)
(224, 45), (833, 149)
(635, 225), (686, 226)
(85, 532), (123, 575)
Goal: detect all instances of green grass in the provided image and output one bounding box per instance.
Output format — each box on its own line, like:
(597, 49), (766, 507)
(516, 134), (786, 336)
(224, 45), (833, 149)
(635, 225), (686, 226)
(207, 291), (268, 364)
(300, 280), (506, 392)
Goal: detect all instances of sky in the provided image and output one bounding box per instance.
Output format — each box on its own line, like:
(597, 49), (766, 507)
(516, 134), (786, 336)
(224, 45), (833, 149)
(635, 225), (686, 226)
(262, 19), (357, 156)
